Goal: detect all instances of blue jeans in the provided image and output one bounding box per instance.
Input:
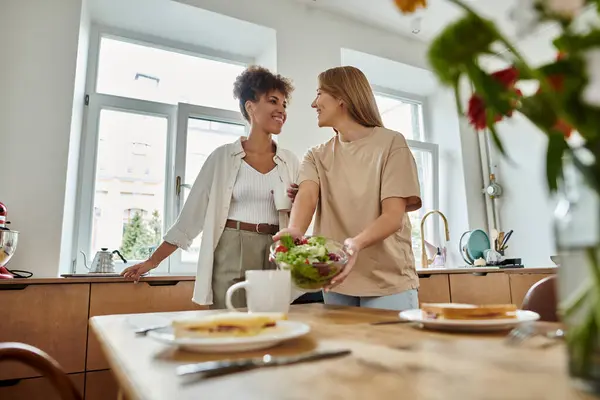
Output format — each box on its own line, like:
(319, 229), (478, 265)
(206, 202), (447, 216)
(323, 289), (419, 311)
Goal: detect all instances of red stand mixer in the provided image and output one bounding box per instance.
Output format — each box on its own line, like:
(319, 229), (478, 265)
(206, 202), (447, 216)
(0, 201), (21, 279)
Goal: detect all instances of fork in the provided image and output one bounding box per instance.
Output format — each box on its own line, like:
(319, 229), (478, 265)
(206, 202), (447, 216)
(134, 324), (170, 335)
(505, 325), (565, 347)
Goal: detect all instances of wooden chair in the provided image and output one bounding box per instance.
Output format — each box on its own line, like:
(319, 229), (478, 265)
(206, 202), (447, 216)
(0, 342), (82, 400)
(521, 275), (559, 322)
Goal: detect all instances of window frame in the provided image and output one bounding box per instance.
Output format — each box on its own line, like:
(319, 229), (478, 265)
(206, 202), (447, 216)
(373, 87), (440, 267)
(169, 103), (247, 273)
(72, 26), (250, 274)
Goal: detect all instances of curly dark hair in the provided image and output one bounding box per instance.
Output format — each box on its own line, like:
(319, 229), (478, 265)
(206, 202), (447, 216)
(233, 66), (294, 122)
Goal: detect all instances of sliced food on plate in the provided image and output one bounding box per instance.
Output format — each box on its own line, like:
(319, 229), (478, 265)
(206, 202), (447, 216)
(172, 312), (288, 338)
(420, 303), (518, 320)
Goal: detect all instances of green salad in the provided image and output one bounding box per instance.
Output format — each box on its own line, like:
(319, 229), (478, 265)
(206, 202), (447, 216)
(274, 235), (343, 290)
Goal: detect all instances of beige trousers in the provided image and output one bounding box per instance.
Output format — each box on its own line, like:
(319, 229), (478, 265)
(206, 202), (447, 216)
(211, 228), (276, 309)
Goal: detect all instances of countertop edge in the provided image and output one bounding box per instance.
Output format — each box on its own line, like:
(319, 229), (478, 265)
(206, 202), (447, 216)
(0, 275), (196, 285)
(0, 267), (557, 285)
(416, 267), (557, 275)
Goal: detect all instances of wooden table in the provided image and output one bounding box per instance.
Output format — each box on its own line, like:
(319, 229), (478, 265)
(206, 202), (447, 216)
(90, 304), (594, 400)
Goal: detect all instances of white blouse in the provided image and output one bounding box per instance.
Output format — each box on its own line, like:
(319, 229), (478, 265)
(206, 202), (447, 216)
(227, 161), (280, 225)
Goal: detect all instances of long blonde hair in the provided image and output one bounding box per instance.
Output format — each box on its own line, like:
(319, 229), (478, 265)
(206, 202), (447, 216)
(318, 66), (384, 128)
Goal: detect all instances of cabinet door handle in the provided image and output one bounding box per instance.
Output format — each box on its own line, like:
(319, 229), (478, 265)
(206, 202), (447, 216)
(471, 272), (488, 277)
(146, 281), (179, 287)
(0, 284), (29, 291)
(420, 274), (432, 279)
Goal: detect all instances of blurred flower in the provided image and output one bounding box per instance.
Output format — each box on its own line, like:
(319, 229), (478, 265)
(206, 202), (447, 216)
(553, 119), (574, 138)
(582, 49), (600, 107)
(544, 0), (585, 18)
(467, 95), (506, 130)
(394, 0), (427, 14)
(467, 67), (522, 130)
(491, 66), (520, 87)
(467, 95), (490, 130)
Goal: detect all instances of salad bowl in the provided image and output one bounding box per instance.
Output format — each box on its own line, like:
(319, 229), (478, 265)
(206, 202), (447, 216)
(269, 235), (350, 292)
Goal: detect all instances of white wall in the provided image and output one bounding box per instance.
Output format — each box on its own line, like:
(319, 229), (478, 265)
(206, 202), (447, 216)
(1, 0), (86, 277)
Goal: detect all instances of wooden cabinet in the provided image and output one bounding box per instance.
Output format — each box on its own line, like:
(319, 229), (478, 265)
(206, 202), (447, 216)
(509, 273), (554, 306)
(449, 272), (511, 304)
(418, 274), (451, 304)
(0, 373), (84, 400)
(85, 370), (118, 400)
(0, 284), (89, 380)
(87, 280), (202, 370)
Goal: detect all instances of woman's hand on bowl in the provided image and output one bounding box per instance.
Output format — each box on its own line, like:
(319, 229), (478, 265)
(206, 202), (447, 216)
(324, 238), (359, 291)
(273, 227), (304, 242)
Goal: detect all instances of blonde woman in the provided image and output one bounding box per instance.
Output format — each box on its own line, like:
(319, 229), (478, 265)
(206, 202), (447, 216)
(122, 66), (300, 309)
(276, 66), (422, 311)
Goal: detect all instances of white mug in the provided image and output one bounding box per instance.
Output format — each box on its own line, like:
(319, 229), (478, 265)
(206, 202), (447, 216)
(273, 181), (293, 212)
(225, 270), (291, 313)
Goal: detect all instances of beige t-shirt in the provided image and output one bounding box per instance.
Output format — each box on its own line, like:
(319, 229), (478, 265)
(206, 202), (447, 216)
(299, 127), (422, 296)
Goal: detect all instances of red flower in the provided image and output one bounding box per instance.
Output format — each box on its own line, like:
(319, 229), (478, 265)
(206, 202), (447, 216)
(466, 67), (522, 131)
(553, 119), (573, 138)
(491, 67), (519, 88)
(467, 89), (522, 131)
(467, 95), (502, 130)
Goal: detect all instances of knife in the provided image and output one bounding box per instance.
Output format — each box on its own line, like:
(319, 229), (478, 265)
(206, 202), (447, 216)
(176, 349), (352, 377)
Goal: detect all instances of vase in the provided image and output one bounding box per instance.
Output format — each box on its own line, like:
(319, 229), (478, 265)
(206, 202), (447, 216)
(554, 157), (600, 395)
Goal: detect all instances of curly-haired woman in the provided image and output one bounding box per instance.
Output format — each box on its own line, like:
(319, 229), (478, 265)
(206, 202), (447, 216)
(122, 66), (300, 309)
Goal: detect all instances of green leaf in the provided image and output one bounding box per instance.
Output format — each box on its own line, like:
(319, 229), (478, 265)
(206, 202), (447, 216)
(554, 30), (600, 53)
(280, 234), (295, 249)
(546, 133), (568, 192)
(519, 94), (558, 131)
(487, 125), (508, 158)
(427, 13), (499, 86)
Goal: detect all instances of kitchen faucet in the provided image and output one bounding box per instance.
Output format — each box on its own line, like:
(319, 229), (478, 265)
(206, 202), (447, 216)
(420, 210), (450, 268)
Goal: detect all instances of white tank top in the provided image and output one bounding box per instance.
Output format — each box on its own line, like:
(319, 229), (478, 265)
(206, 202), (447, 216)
(227, 161), (280, 225)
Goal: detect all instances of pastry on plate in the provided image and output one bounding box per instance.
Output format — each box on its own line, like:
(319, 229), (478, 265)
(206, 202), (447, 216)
(172, 312), (287, 338)
(421, 303), (517, 320)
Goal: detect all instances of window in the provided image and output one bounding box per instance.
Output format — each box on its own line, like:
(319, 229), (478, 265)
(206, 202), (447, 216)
(96, 37), (245, 111)
(173, 105), (246, 270)
(75, 32), (247, 273)
(375, 92), (439, 268)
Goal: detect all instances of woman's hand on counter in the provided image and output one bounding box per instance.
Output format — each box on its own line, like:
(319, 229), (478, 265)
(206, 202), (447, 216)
(121, 260), (157, 282)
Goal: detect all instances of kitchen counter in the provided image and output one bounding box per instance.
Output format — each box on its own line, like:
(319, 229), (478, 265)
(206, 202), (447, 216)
(0, 267), (557, 285)
(0, 274), (195, 285)
(416, 266), (557, 275)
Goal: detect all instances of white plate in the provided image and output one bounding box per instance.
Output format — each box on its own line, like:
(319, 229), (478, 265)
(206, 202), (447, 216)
(398, 309), (540, 332)
(146, 320), (310, 353)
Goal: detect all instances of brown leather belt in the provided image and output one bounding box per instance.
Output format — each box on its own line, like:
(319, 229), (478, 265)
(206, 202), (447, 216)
(225, 219), (279, 235)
